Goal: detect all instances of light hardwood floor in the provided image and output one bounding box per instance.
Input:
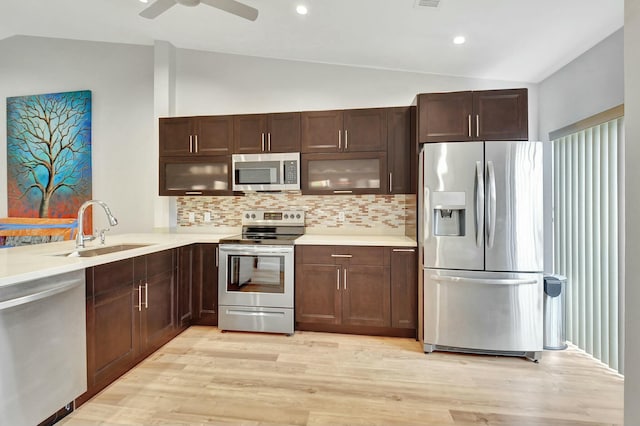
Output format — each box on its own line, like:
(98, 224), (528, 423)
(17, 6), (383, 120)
(62, 326), (623, 425)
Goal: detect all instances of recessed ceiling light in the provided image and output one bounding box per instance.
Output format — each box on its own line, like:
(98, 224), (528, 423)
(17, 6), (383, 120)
(453, 36), (466, 45)
(139, 0), (149, 3)
(296, 5), (308, 15)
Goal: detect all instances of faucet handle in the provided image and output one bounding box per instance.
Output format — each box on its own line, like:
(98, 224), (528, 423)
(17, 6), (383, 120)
(96, 228), (110, 245)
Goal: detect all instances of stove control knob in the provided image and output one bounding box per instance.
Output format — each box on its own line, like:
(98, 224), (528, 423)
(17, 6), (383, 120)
(296, 214), (301, 219)
(251, 213), (256, 219)
(245, 213), (250, 219)
(284, 214), (289, 219)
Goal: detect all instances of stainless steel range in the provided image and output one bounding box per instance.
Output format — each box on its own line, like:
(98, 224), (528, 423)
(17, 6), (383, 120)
(218, 210), (305, 335)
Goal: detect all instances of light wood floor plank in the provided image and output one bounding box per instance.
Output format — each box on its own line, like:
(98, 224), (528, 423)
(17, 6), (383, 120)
(61, 326), (623, 425)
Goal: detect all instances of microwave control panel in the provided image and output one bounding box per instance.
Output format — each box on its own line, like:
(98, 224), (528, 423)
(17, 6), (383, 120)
(283, 160), (298, 184)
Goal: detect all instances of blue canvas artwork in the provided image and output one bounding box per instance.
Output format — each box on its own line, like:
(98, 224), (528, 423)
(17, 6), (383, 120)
(6, 90), (92, 218)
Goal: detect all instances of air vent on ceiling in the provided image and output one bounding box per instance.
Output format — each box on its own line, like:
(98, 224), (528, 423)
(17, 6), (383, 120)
(415, 0), (441, 7)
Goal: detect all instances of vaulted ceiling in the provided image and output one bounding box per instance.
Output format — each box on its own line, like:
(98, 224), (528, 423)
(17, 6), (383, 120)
(0, 0), (624, 83)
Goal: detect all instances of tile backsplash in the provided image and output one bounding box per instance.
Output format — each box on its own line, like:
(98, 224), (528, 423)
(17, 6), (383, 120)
(177, 192), (416, 236)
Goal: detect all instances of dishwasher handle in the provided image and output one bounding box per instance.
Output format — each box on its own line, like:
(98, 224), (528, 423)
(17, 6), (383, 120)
(0, 278), (83, 311)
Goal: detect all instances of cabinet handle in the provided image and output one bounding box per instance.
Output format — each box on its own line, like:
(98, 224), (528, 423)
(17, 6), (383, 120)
(261, 133), (265, 151)
(343, 269), (347, 290)
(194, 135), (199, 153)
(345, 130), (348, 150)
(215, 246), (219, 268)
(144, 283), (149, 308)
(336, 268), (340, 290)
(468, 115), (472, 138)
(338, 130), (342, 150)
(392, 248), (416, 252)
(331, 254), (352, 258)
(333, 190), (353, 194)
(476, 114), (480, 138)
(137, 284), (142, 311)
(268, 133), (271, 151)
(185, 191), (203, 195)
(189, 135), (193, 153)
(389, 172), (393, 193)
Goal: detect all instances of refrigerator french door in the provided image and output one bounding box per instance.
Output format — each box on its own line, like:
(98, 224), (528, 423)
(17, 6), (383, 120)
(420, 141), (543, 360)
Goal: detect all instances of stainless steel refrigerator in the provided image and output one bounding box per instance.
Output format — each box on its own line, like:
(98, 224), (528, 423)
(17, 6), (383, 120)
(418, 141), (543, 361)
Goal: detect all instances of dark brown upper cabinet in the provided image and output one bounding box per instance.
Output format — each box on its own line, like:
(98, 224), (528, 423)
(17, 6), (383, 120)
(387, 106), (415, 194)
(159, 116), (233, 156)
(418, 89), (528, 143)
(473, 89), (528, 141)
(301, 108), (387, 153)
(233, 112), (301, 154)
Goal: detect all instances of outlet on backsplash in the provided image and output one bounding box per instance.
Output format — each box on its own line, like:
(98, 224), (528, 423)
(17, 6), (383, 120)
(204, 212), (211, 222)
(188, 212), (195, 223)
(338, 211), (345, 222)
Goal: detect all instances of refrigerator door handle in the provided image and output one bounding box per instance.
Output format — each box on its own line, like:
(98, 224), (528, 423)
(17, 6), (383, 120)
(429, 275), (538, 286)
(486, 161), (497, 248)
(475, 161), (484, 247)
(423, 186), (430, 243)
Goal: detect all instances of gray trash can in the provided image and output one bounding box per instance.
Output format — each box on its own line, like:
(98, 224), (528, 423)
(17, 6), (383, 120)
(543, 274), (568, 350)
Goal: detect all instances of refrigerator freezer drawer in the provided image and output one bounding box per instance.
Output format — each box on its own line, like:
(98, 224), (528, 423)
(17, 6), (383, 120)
(424, 268), (543, 353)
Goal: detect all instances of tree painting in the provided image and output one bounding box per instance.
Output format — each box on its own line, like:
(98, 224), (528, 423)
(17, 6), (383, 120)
(7, 90), (92, 218)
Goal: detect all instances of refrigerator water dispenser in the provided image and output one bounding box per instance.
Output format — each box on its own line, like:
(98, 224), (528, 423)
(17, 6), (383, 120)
(432, 191), (466, 236)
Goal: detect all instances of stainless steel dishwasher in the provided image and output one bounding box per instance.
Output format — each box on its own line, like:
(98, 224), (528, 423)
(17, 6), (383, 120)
(0, 269), (87, 426)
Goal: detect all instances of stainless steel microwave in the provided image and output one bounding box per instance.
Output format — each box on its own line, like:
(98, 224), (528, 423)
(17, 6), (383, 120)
(232, 152), (300, 191)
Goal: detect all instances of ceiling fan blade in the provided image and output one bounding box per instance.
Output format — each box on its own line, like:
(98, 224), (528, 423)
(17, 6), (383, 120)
(139, 0), (177, 19)
(200, 0), (259, 21)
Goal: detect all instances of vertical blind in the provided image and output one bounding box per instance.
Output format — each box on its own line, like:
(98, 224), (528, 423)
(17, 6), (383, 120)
(553, 116), (623, 373)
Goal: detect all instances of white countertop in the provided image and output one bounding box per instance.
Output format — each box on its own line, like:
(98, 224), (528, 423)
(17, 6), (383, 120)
(0, 232), (417, 287)
(0, 232), (234, 288)
(295, 234), (417, 247)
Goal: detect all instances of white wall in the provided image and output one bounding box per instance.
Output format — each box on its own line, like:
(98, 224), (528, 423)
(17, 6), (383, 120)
(538, 29), (624, 141)
(625, 0), (640, 422)
(537, 29), (624, 272)
(0, 35), (538, 234)
(0, 36), (155, 234)
(174, 48), (539, 139)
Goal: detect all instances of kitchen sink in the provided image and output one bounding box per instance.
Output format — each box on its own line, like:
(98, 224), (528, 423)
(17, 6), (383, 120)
(57, 243), (151, 258)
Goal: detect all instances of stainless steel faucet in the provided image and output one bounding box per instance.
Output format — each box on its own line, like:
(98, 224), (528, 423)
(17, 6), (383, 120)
(75, 200), (118, 248)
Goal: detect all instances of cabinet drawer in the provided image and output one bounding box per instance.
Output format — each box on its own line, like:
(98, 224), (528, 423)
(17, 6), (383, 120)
(297, 245), (386, 265)
(297, 245), (336, 264)
(334, 246), (385, 265)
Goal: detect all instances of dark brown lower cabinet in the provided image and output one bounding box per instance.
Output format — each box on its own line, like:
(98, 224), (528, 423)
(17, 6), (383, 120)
(177, 245), (194, 328)
(192, 244), (219, 325)
(390, 247), (418, 332)
(78, 242), (414, 407)
(295, 261), (341, 324)
(78, 249), (178, 405)
(296, 245), (415, 337)
(82, 257), (139, 405)
(142, 250), (177, 352)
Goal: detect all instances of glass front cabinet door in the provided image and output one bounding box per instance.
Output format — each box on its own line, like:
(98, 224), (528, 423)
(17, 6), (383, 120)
(159, 156), (231, 196)
(301, 152), (387, 195)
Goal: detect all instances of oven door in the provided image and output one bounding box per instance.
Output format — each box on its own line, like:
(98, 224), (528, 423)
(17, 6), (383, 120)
(218, 244), (294, 308)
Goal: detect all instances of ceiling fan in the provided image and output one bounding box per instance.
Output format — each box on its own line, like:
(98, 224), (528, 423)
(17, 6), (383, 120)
(139, 0), (258, 21)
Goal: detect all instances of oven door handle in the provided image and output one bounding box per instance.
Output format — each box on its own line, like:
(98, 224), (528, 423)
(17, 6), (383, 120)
(219, 245), (293, 255)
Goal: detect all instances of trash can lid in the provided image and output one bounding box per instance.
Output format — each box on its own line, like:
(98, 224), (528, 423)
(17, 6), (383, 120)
(544, 274), (567, 285)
